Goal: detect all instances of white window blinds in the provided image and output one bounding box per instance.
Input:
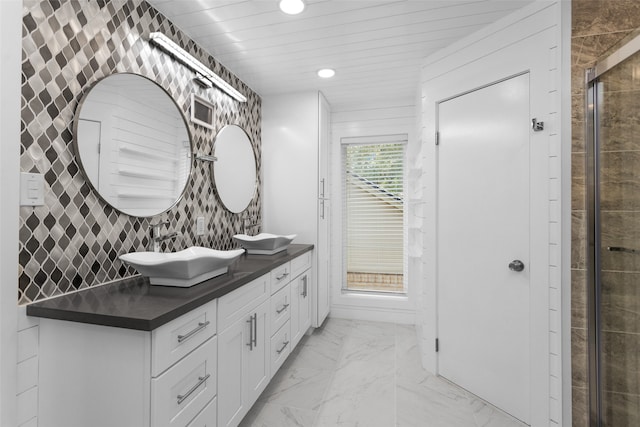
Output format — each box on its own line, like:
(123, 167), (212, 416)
(342, 136), (405, 287)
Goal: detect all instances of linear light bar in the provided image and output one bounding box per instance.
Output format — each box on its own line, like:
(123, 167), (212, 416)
(149, 32), (247, 103)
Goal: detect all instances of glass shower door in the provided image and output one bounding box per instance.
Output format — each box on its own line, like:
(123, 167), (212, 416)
(589, 38), (640, 426)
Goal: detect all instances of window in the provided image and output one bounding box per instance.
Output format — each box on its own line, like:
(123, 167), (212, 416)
(342, 135), (406, 294)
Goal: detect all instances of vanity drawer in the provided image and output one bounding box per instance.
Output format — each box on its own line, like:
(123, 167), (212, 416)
(291, 251), (312, 279)
(152, 299), (217, 377)
(186, 397), (216, 427)
(270, 262), (291, 294)
(270, 283), (291, 335)
(270, 321), (291, 376)
(218, 274), (269, 331)
(151, 336), (217, 427)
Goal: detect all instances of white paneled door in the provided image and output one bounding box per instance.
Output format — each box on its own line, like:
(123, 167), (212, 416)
(437, 73), (530, 424)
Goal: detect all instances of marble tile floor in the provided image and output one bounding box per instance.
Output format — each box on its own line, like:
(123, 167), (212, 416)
(239, 318), (526, 427)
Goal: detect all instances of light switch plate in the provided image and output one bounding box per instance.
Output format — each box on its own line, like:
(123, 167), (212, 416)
(20, 172), (44, 206)
(196, 217), (205, 235)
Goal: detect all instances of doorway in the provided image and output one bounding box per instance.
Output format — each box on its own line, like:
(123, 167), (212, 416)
(437, 73), (531, 424)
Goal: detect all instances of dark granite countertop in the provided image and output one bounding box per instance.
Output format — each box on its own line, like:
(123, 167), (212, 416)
(27, 244), (313, 331)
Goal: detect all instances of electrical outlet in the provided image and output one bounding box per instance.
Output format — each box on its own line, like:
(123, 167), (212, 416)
(196, 217), (205, 236)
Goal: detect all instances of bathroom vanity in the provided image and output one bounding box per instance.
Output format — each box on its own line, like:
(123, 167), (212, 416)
(27, 244), (313, 427)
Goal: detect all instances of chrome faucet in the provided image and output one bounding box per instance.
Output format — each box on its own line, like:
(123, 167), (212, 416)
(242, 212), (260, 235)
(149, 221), (179, 252)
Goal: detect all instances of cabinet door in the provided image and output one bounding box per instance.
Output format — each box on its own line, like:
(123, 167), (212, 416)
(316, 199), (331, 327)
(318, 92), (331, 196)
(299, 272), (312, 337)
(246, 299), (270, 406)
(291, 271), (311, 348)
(217, 319), (247, 427)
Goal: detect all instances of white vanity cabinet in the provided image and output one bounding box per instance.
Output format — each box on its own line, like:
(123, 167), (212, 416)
(217, 274), (270, 427)
(38, 299), (218, 427)
(31, 246), (316, 427)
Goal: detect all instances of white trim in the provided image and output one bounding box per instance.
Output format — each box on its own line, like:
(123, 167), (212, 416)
(0, 1), (22, 425)
(419, 2), (566, 425)
(340, 134), (408, 145)
(329, 305), (416, 325)
(330, 104), (417, 319)
(559, 1), (573, 424)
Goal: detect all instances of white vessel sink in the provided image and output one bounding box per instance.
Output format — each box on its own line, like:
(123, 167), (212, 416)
(233, 233), (296, 255)
(119, 247), (245, 287)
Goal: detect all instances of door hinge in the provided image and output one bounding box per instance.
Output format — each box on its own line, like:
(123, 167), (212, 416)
(531, 118), (544, 132)
(435, 338), (439, 352)
(435, 131), (440, 146)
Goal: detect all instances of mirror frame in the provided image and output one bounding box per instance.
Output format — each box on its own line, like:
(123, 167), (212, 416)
(72, 73), (194, 218)
(212, 124), (258, 214)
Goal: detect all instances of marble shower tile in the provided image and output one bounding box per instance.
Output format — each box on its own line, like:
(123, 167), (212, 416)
(599, 152), (640, 211)
(572, 117), (586, 154)
(572, 211), (587, 270)
(599, 90), (640, 152)
(572, 328), (589, 388)
(602, 391), (640, 427)
(601, 331), (640, 395)
(572, 152), (586, 211)
(571, 386), (589, 427)
(572, 0), (640, 38)
(239, 402), (316, 427)
(572, 269), (588, 330)
(600, 271), (640, 334)
(599, 51), (640, 93)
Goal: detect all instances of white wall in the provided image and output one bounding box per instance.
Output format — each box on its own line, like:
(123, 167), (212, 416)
(417, 1), (569, 425)
(0, 1), (22, 426)
(330, 103), (418, 323)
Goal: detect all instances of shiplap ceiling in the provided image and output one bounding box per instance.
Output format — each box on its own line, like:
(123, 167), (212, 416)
(147, 0), (533, 110)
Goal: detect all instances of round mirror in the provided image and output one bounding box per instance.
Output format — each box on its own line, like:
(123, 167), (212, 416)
(73, 73), (192, 217)
(213, 125), (257, 213)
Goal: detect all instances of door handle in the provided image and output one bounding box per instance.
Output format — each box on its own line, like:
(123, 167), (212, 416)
(508, 260), (525, 272)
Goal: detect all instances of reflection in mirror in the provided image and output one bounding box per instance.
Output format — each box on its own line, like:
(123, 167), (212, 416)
(213, 125), (257, 213)
(74, 73), (192, 217)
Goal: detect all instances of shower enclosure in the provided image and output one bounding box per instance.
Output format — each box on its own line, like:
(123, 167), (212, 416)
(586, 32), (640, 426)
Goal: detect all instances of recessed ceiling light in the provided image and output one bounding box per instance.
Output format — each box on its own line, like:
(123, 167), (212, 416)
(279, 0), (305, 15)
(317, 68), (335, 78)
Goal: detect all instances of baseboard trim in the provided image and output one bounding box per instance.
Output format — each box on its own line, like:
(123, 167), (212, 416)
(329, 304), (416, 324)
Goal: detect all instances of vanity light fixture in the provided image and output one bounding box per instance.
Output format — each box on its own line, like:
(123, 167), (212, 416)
(149, 32), (247, 103)
(279, 0), (305, 15)
(317, 68), (335, 78)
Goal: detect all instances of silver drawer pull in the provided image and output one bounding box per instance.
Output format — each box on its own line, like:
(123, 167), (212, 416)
(177, 373), (210, 404)
(177, 321), (210, 343)
(276, 340), (290, 355)
(276, 303), (290, 314)
(276, 272), (289, 280)
(302, 275), (308, 297)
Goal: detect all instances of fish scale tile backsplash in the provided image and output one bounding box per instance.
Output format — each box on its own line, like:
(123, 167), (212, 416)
(19, 0), (261, 304)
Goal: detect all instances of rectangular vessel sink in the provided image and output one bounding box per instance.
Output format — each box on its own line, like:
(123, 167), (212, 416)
(119, 247), (245, 287)
(233, 233), (296, 255)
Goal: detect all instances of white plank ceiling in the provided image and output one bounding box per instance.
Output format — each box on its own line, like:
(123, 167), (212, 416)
(147, 0), (532, 110)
